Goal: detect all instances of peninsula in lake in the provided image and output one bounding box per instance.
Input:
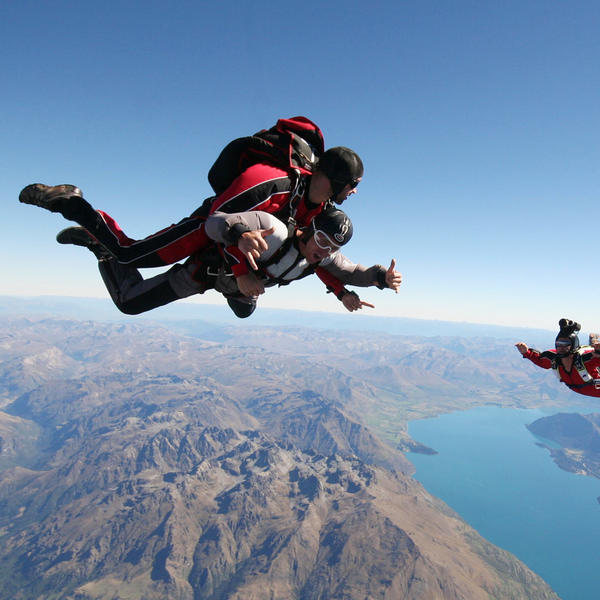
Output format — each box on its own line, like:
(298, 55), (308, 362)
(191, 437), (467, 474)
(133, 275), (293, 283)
(527, 412), (600, 481)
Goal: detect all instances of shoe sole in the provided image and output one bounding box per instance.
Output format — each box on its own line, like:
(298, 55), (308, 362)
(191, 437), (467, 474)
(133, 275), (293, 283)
(56, 226), (113, 260)
(19, 184), (83, 209)
(56, 226), (95, 247)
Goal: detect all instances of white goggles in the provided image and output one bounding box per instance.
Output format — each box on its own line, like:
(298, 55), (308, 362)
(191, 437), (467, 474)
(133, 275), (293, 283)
(313, 229), (341, 254)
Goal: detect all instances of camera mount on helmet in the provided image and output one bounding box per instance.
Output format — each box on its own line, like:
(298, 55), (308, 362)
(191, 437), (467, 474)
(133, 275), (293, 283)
(555, 318), (581, 354)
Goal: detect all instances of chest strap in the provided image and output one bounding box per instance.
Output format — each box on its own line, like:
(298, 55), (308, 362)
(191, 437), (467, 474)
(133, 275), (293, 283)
(259, 237), (315, 286)
(552, 348), (600, 388)
(283, 170), (305, 236)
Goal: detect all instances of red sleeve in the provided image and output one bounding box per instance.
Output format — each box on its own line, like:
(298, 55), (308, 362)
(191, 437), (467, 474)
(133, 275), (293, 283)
(523, 349), (554, 370)
(316, 266), (346, 299)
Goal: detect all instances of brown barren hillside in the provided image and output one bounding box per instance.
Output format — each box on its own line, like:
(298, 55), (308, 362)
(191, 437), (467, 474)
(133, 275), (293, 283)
(0, 316), (561, 599)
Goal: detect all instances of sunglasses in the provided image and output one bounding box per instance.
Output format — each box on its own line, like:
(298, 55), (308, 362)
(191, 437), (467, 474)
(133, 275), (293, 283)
(330, 177), (360, 196)
(555, 341), (572, 348)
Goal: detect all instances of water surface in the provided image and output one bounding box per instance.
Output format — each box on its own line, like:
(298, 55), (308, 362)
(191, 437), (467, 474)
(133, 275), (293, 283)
(408, 404), (600, 600)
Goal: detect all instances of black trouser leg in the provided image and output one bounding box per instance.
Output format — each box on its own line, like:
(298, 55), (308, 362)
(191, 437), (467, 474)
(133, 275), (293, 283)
(56, 196), (207, 269)
(98, 259), (181, 315)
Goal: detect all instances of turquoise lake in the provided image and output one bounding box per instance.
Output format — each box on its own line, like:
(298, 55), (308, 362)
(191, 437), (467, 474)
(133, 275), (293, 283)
(408, 404), (600, 600)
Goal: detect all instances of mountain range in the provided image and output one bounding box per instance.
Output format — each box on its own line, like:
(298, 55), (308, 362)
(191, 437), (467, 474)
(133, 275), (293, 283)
(0, 312), (565, 599)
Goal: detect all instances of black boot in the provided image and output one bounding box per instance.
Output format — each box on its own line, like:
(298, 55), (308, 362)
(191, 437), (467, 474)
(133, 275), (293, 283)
(56, 227), (113, 260)
(19, 183), (102, 227)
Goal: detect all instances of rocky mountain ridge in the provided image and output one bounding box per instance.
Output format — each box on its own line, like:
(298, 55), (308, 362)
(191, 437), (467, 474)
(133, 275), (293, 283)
(0, 315), (561, 599)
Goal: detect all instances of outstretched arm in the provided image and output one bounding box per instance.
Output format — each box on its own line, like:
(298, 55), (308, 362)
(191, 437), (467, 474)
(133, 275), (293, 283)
(315, 268), (375, 311)
(319, 253), (403, 290)
(515, 342), (529, 355)
(516, 343), (555, 369)
(316, 254), (403, 312)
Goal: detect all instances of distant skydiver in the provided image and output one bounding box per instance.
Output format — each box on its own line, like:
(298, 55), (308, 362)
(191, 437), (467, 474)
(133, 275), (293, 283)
(41, 206), (402, 319)
(515, 319), (600, 398)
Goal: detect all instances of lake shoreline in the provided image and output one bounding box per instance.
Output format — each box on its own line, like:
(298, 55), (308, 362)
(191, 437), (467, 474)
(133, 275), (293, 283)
(407, 404), (600, 600)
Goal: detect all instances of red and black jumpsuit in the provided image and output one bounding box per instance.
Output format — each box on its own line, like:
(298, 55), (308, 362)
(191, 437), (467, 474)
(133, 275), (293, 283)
(522, 348), (600, 398)
(73, 164), (317, 266)
(68, 163), (349, 299)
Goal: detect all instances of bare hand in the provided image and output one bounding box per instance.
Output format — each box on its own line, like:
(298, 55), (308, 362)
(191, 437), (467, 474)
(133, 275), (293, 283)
(238, 226), (276, 270)
(236, 272), (265, 297)
(515, 342), (528, 355)
(342, 292), (375, 312)
(385, 259), (402, 292)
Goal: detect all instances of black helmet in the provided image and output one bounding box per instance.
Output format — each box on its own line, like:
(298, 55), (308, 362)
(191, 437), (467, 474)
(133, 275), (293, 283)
(317, 147), (363, 195)
(312, 208), (353, 248)
(555, 318), (581, 354)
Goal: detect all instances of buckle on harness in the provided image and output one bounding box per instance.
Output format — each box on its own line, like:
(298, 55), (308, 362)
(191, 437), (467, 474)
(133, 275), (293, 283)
(207, 266), (234, 277)
(287, 216), (297, 237)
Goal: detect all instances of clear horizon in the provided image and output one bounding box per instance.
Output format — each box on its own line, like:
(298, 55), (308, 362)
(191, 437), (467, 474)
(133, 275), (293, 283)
(0, 293), (568, 347)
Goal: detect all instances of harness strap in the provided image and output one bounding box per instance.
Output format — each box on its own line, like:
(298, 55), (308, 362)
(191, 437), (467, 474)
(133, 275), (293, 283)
(285, 170), (304, 236)
(260, 237), (316, 286)
(264, 261), (316, 286)
(566, 380), (600, 389)
(259, 236), (295, 269)
(552, 347), (597, 386)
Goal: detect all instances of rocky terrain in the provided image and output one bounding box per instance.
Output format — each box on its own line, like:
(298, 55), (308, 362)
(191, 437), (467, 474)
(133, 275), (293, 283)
(527, 412), (600, 480)
(0, 315), (562, 599)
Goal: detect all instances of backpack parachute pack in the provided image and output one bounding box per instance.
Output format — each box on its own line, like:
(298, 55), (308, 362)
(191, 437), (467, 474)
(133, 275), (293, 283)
(207, 117), (325, 195)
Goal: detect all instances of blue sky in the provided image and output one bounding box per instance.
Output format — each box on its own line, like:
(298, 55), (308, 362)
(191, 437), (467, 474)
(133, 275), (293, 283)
(2, 0), (598, 330)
